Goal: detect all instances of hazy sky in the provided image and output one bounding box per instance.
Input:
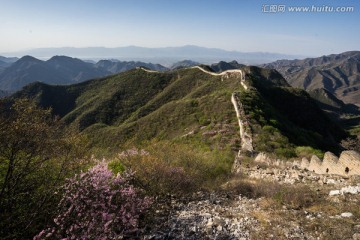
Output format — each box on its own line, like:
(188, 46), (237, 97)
(1, 0), (359, 56)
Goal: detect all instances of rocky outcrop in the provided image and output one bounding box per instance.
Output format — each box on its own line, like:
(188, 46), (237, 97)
(298, 150), (360, 176)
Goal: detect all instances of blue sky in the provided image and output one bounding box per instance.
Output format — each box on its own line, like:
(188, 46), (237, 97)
(0, 0), (359, 56)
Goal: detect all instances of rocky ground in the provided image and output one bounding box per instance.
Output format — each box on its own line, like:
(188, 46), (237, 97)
(140, 163), (360, 240)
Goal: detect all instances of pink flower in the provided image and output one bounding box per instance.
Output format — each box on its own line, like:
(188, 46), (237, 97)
(34, 162), (152, 239)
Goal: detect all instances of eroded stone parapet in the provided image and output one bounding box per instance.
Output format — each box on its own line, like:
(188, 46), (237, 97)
(338, 151), (360, 176)
(301, 157), (310, 170)
(296, 150), (360, 176)
(308, 155), (322, 173)
(322, 152), (339, 174)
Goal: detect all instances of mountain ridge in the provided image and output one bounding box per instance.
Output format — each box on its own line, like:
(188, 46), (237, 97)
(0, 56), (249, 93)
(9, 66), (346, 155)
(0, 56), (174, 92)
(261, 51), (360, 106)
(0, 55), (109, 92)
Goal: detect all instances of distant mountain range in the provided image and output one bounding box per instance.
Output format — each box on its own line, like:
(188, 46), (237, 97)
(0, 55), (249, 93)
(0, 56), (19, 63)
(0, 55), (176, 92)
(2, 50), (360, 113)
(0, 56), (19, 73)
(1, 45), (300, 65)
(0, 56), (108, 92)
(170, 60), (200, 69)
(96, 60), (168, 73)
(262, 51), (360, 106)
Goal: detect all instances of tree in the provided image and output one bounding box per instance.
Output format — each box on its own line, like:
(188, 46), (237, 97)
(34, 163), (152, 239)
(0, 99), (89, 239)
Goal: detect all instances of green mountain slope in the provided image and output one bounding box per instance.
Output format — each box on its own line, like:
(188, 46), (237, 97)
(11, 66), (346, 156)
(14, 68), (240, 149)
(240, 67), (346, 155)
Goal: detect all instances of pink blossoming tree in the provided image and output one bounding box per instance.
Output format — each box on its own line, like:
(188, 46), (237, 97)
(34, 162), (152, 239)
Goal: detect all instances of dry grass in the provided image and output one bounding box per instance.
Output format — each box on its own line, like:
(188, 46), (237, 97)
(225, 174), (360, 239)
(226, 176), (319, 209)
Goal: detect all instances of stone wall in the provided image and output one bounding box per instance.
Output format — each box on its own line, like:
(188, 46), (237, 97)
(251, 151), (360, 177)
(230, 70), (254, 173)
(231, 93), (253, 152)
(296, 151), (360, 176)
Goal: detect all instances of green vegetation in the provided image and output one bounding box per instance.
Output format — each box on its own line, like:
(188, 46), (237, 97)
(295, 146), (324, 159)
(11, 66), (346, 160)
(115, 140), (234, 195)
(0, 99), (90, 239)
(14, 68), (242, 152)
(0, 65), (353, 239)
(238, 67), (346, 158)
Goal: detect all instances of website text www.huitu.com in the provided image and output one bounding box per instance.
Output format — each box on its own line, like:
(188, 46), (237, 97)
(262, 4), (354, 13)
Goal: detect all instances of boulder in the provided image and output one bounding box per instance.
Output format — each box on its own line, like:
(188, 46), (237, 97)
(340, 212), (353, 218)
(329, 190), (341, 196)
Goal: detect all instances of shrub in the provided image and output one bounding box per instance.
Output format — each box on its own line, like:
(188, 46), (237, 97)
(34, 163), (152, 240)
(118, 148), (197, 195)
(295, 146), (323, 159)
(255, 125), (296, 158)
(274, 148), (296, 159)
(108, 159), (126, 174)
(123, 154), (194, 195)
(118, 141), (233, 195)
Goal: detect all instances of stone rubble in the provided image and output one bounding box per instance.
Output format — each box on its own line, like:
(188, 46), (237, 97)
(143, 192), (260, 239)
(140, 151), (360, 239)
(141, 191), (317, 240)
(244, 163), (350, 186)
(329, 185), (360, 196)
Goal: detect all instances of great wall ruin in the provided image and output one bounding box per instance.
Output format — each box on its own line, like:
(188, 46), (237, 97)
(221, 67), (360, 178)
(139, 66), (360, 177)
(298, 151), (360, 176)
